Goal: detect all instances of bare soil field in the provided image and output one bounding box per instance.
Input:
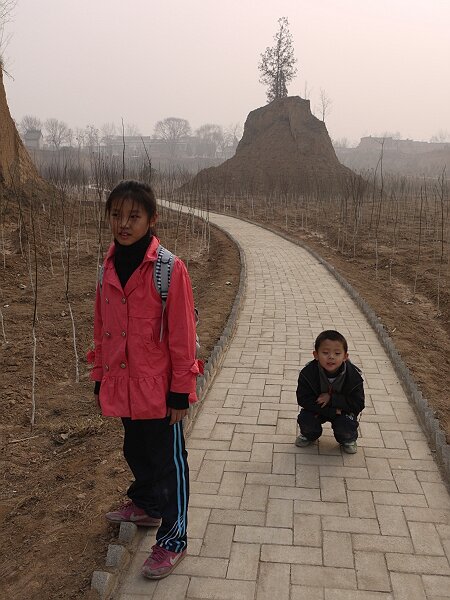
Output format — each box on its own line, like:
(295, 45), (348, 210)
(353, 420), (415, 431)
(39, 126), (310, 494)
(1, 185), (448, 599)
(0, 198), (240, 600)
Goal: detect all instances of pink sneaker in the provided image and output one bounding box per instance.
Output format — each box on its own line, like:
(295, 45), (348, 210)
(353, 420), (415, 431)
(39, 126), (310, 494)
(105, 501), (161, 527)
(141, 545), (186, 579)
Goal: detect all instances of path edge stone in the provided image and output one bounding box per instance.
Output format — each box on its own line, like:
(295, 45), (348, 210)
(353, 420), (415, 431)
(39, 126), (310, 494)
(90, 522), (144, 599)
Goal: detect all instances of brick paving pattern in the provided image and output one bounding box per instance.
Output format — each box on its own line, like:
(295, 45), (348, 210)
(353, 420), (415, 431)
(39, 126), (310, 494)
(116, 213), (450, 599)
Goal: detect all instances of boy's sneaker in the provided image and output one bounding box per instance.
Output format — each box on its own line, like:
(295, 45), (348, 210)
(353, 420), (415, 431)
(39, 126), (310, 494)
(341, 441), (357, 454)
(141, 544), (186, 579)
(295, 434), (312, 447)
(105, 501), (161, 527)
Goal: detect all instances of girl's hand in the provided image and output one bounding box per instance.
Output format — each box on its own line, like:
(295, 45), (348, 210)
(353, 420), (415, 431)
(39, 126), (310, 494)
(167, 407), (188, 425)
(316, 393), (331, 407)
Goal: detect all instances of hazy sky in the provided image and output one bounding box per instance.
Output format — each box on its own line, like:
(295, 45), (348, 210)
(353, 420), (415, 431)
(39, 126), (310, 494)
(3, 0), (450, 143)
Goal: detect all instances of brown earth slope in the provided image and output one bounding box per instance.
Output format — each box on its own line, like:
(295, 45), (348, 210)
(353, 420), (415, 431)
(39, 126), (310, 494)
(0, 68), (40, 187)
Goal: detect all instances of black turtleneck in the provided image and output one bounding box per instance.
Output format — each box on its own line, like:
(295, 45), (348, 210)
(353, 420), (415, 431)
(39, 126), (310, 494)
(114, 230), (151, 289)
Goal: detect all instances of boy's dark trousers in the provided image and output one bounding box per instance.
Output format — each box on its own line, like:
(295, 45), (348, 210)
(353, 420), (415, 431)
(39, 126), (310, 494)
(298, 409), (358, 444)
(122, 417), (189, 553)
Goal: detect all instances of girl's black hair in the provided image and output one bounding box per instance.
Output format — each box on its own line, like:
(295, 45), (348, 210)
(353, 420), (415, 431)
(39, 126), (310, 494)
(314, 330), (348, 353)
(105, 180), (157, 219)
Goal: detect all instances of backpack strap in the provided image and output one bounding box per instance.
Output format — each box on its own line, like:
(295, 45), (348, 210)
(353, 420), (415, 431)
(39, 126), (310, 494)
(98, 264), (104, 290)
(154, 244), (175, 341)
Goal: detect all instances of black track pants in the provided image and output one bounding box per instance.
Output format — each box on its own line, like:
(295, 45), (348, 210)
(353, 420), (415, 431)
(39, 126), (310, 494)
(122, 417), (189, 553)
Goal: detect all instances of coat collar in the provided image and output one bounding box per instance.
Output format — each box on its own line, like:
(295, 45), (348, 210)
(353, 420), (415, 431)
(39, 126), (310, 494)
(102, 235), (161, 294)
(104, 235), (160, 264)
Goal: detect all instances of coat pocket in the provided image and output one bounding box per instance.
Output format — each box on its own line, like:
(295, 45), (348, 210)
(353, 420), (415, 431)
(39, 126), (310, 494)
(129, 316), (160, 350)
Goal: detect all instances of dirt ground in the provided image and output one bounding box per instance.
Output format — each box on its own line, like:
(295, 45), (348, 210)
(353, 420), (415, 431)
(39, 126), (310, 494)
(0, 202), (240, 600)
(1, 188), (449, 600)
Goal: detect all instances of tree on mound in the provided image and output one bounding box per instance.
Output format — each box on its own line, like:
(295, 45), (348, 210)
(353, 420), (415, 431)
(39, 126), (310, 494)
(259, 17), (298, 103)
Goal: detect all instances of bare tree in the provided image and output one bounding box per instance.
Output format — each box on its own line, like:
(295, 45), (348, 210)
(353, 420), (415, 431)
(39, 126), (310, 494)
(259, 17), (297, 103)
(124, 122), (141, 136)
(44, 118), (72, 149)
(303, 80), (311, 100)
(84, 124), (100, 149)
(0, 0), (14, 23)
(195, 123), (224, 157)
(74, 127), (87, 148)
(19, 114), (43, 135)
(224, 122), (243, 151)
(319, 88), (332, 122)
(430, 129), (450, 143)
(100, 122), (117, 144)
(333, 137), (350, 149)
(154, 117), (191, 157)
(0, 0), (16, 67)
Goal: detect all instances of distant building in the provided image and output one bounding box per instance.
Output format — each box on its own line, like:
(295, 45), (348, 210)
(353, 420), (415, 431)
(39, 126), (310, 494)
(23, 129), (44, 150)
(102, 135), (153, 158)
(101, 135), (236, 160)
(335, 135), (450, 177)
(358, 136), (450, 154)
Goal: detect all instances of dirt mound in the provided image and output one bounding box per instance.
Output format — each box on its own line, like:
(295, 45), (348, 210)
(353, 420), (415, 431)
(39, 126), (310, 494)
(186, 96), (353, 194)
(0, 68), (40, 187)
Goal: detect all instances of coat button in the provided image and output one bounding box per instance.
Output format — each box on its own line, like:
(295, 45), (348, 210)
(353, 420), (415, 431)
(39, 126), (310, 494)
(105, 298), (109, 304)
(120, 362), (126, 369)
(121, 331), (126, 337)
(105, 364), (109, 371)
(121, 297), (126, 304)
(105, 331), (111, 337)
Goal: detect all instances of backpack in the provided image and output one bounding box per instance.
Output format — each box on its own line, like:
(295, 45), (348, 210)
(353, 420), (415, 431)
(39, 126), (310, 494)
(154, 244), (200, 353)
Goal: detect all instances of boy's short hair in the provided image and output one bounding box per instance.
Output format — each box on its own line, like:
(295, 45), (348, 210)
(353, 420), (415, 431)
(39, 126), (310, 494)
(314, 330), (348, 353)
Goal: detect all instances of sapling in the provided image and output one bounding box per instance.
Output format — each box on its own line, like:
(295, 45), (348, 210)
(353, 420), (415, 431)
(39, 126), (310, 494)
(435, 169), (447, 311)
(0, 305), (7, 343)
(413, 183), (425, 298)
(56, 174), (80, 384)
(29, 203), (38, 428)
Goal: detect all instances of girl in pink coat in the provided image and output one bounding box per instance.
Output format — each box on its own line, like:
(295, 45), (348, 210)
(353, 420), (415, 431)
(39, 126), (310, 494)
(89, 180), (200, 579)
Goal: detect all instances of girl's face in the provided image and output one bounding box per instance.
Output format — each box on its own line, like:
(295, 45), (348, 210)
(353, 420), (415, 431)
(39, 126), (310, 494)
(109, 197), (156, 245)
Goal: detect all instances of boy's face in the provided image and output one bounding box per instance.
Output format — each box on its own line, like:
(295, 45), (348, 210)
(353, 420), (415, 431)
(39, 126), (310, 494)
(313, 339), (348, 375)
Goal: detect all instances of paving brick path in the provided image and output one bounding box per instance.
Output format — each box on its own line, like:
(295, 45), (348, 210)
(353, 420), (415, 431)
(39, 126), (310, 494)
(116, 212), (450, 599)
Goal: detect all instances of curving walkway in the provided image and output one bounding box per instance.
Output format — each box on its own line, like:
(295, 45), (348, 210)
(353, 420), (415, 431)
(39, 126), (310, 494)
(116, 211), (450, 600)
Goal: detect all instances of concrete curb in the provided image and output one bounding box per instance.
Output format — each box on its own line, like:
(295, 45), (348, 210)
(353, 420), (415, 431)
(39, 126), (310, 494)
(226, 213), (450, 486)
(91, 571), (115, 599)
(91, 522), (144, 599)
(90, 216), (247, 599)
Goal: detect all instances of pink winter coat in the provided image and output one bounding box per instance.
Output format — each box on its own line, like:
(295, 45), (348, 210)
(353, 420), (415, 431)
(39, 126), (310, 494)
(90, 236), (200, 419)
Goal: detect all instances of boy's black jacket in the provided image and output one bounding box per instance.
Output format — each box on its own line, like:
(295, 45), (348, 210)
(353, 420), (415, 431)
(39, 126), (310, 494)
(296, 359), (365, 419)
